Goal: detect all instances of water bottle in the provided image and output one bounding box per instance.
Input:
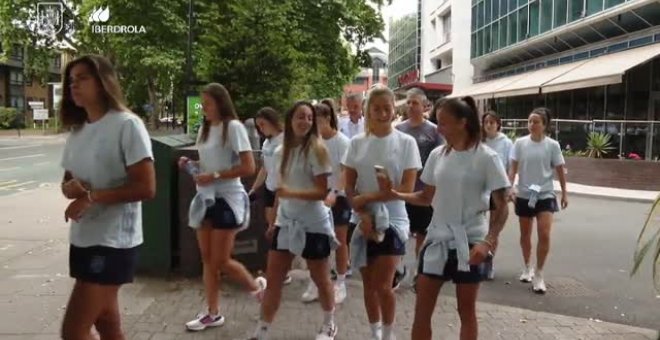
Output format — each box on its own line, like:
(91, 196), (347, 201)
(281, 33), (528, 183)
(184, 161), (200, 176)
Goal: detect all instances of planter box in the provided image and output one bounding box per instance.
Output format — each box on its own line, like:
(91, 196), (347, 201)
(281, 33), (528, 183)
(564, 157), (660, 191)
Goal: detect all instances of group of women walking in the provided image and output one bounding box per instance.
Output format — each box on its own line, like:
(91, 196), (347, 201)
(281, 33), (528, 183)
(57, 55), (568, 340)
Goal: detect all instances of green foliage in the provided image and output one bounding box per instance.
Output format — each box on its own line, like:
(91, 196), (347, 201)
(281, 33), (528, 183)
(631, 194), (660, 293)
(562, 149), (587, 157)
(586, 132), (615, 159)
(505, 130), (518, 142)
(0, 107), (18, 129)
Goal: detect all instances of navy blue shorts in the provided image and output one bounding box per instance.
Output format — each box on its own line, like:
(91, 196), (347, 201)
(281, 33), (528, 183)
(351, 226), (406, 258)
(204, 198), (240, 229)
(418, 244), (487, 284)
(331, 196), (352, 226)
(69, 245), (139, 285)
(406, 203), (433, 235)
(263, 187), (276, 208)
(270, 227), (332, 260)
(515, 197), (558, 217)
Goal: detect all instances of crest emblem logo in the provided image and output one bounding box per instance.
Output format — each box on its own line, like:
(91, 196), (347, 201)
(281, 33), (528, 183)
(36, 2), (64, 36)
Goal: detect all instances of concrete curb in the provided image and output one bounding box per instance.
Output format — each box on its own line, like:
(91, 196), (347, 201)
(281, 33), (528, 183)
(555, 189), (658, 203)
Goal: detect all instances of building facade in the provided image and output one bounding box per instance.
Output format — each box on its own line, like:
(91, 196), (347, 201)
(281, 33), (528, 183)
(456, 0), (660, 159)
(341, 47), (388, 112)
(0, 45), (64, 126)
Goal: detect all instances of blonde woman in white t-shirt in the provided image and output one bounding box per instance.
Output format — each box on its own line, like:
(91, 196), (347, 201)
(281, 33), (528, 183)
(59, 55), (155, 340)
(508, 107), (568, 294)
(391, 97), (510, 340)
(342, 86), (421, 340)
(178, 83), (266, 332)
(251, 101), (338, 340)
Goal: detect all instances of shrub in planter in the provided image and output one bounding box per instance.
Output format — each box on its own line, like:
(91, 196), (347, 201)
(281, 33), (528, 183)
(0, 107), (18, 129)
(586, 132), (615, 159)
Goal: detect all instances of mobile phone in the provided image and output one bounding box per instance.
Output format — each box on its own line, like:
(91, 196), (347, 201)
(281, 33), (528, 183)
(374, 165), (388, 177)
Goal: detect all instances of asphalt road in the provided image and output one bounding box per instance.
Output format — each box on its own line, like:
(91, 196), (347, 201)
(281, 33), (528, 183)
(0, 136), (65, 196)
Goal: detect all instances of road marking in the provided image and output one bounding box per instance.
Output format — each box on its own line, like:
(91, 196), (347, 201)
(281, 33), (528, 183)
(0, 180), (35, 190)
(0, 154), (45, 162)
(0, 167), (20, 172)
(0, 144), (43, 151)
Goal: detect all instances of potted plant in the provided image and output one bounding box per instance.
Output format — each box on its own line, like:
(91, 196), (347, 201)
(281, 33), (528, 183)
(585, 132), (615, 158)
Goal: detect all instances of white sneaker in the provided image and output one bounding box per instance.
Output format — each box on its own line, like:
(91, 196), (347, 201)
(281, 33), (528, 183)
(248, 324), (270, 340)
(185, 312), (225, 331)
(519, 266), (534, 283)
(301, 280), (319, 302)
(315, 323), (338, 340)
(334, 281), (347, 304)
(532, 274), (547, 294)
(252, 276), (267, 303)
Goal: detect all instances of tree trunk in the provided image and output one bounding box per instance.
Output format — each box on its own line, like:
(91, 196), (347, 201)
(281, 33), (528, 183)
(146, 77), (161, 130)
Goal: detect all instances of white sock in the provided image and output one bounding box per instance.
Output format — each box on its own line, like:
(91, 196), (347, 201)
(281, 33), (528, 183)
(370, 322), (382, 336)
(337, 274), (346, 283)
(255, 320), (270, 335)
(323, 309), (335, 325)
(382, 323), (394, 339)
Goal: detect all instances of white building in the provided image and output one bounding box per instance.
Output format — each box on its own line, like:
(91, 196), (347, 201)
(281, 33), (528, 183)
(421, 0), (474, 95)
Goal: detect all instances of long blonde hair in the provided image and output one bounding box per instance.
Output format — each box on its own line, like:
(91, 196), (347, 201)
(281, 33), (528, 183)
(364, 86), (396, 135)
(280, 101), (329, 179)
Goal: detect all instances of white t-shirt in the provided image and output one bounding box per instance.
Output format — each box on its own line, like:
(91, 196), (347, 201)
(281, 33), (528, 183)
(421, 144), (510, 235)
(338, 116), (365, 139)
(322, 132), (350, 194)
(342, 130), (422, 227)
(197, 120), (252, 192)
(261, 133), (283, 191)
(61, 111), (153, 248)
(511, 135), (565, 199)
(274, 144), (332, 221)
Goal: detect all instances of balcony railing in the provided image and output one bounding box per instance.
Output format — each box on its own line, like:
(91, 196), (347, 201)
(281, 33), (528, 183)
(501, 119), (660, 161)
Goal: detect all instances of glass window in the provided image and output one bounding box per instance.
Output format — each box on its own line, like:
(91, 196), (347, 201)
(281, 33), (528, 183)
(554, 0), (568, 28)
(589, 86), (606, 120)
(569, 0), (585, 22)
(492, 21), (500, 50)
(529, 1), (540, 36)
(477, 30), (484, 56)
(499, 16), (508, 47)
(587, 0), (603, 16)
(540, 0), (553, 33)
(508, 12), (518, 44)
(493, 0), (500, 20)
(485, 0), (492, 24)
(606, 83), (625, 120)
(501, 0), (509, 16)
(471, 33), (477, 58)
(509, 0), (517, 12)
(653, 58), (660, 91)
(626, 62), (651, 120)
(472, 6), (477, 30)
(485, 25), (492, 53)
(518, 6), (528, 40)
(605, 0), (624, 8)
(478, 1), (485, 28)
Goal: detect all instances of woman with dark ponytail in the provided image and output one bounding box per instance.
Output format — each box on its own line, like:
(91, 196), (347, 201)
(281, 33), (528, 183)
(391, 96), (510, 340)
(508, 107), (568, 294)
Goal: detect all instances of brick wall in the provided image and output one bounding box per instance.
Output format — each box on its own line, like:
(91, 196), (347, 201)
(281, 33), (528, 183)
(564, 157), (660, 191)
(24, 78), (49, 123)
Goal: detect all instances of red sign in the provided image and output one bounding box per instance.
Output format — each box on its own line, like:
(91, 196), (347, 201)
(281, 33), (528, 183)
(398, 69), (419, 87)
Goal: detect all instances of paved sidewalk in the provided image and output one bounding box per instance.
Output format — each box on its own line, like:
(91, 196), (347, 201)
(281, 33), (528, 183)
(553, 180), (659, 203)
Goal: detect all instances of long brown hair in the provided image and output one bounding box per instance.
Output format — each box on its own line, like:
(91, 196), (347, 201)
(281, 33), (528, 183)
(59, 54), (129, 130)
(364, 86), (395, 136)
(255, 106), (283, 137)
(199, 83), (238, 145)
(280, 101), (329, 179)
(314, 102), (338, 131)
(434, 96), (482, 155)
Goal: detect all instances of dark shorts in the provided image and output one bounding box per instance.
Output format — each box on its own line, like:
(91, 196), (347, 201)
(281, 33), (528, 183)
(204, 198), (240, 229)
(418, 244), (487, 284)
(263, 187), (276, 208)
(69, 245), (139, 285)
(270, 227), (332, 260)
(406, 203), (433, 235)
(515, 197), (558, 218)
(331, 196), (352, 226)
(348, 225), (406, 258)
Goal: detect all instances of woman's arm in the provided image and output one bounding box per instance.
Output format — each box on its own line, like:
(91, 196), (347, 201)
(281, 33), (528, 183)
(279, 174), (329, 201)
(249, 167), (267, 194)
(555, 164), (568, 209)
(89, 159), (156, 204)
(393, 184), (435, 207)
(350, 168), (418, 211)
